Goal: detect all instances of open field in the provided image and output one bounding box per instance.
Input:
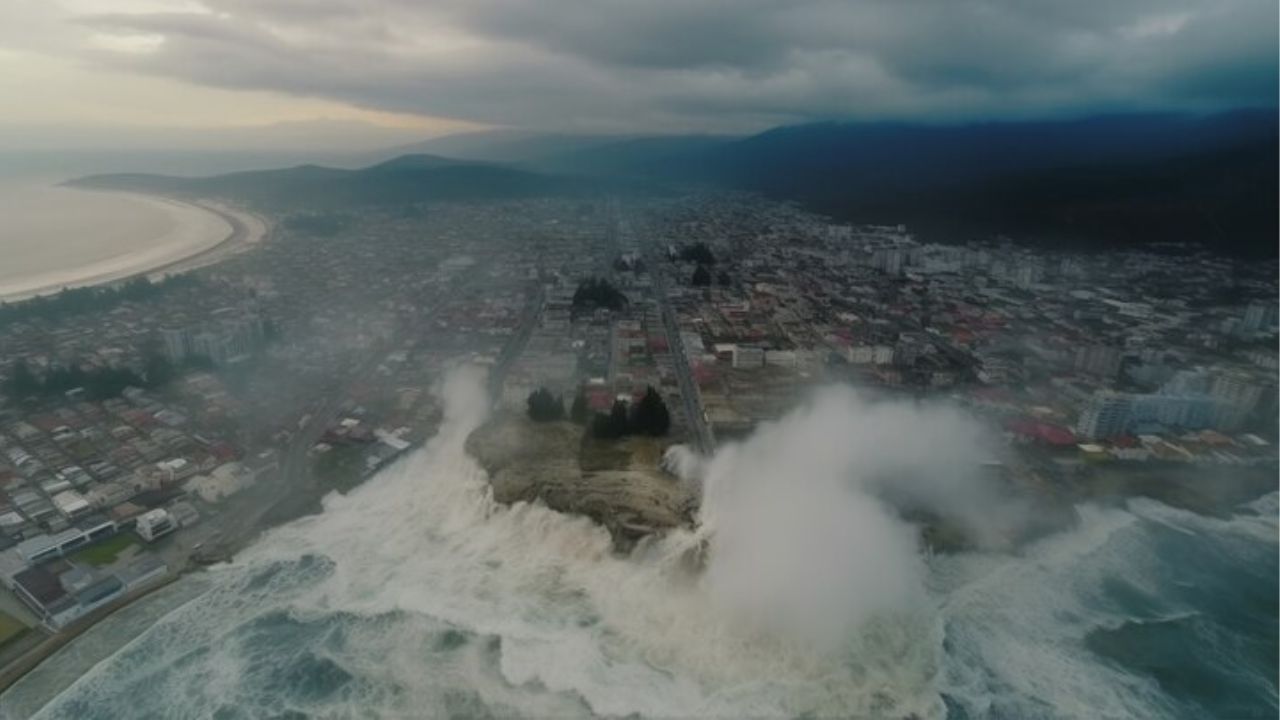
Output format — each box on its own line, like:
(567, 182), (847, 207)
(68, 534), (139, 567)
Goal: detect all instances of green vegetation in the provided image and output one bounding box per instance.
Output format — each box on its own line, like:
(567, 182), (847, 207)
(312, 444), (370, 494)
(2, 346), (221, 402)
(569, 389), (589, 425)
(1, 349), (204, 401)
(69, 533), (139, 567)
(631, 386), (672, 436)
(691, 265), (712, 286)
(4, 360), (147, 402)
(526, 387), (566, 422)
(591, 399), (632, 439)
(579, 431), (665, 472)
(590, 386), (671, 439)
(0, 611), (29, 650)
(0, 275), (198, 329)
(572, 277), (627, 312)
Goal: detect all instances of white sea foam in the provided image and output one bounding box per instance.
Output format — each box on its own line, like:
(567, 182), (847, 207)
(21, 369), (1272, 719)
(932, 502), (1198, 719)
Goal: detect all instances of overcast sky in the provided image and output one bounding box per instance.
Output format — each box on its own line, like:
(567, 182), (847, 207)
(1, 0), (1275, 151)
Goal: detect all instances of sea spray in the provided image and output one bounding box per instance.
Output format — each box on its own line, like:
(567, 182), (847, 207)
(24, 369), (975, 719)
(675, 386), (1016, 643)
(24, 369), (1269, 719)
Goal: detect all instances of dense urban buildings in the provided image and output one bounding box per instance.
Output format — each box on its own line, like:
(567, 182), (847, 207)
(0, 191), (1275, 673)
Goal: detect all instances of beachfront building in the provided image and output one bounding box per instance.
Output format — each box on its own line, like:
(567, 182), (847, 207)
(10, 555), (168, 630)
(13, 515), (118, 566)
(135, 509), (176, 542)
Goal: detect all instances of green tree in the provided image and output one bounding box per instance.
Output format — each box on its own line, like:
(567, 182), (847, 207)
(630, 386), (671, 436)
(610, 399), (629, 432)
(4, 360), (40, 399)
(572, 277), (627, 312)
(570, 389), (589, 425)
(526, 387), (565, 422)
(692, 265), (712, 287)
(591, 399), (631, 439)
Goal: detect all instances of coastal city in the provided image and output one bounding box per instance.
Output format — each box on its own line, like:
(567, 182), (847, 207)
(0, 190), (1276, 684)
(3, 0), (1275, 715)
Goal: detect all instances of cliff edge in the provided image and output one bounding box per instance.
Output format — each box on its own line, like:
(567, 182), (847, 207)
(465, 414), (698, 550)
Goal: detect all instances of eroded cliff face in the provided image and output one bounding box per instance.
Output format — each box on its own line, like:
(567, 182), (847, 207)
(465, 414), (698, 550)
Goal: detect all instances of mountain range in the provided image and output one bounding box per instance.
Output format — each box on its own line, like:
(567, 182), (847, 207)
(71, 109), (1277, 257)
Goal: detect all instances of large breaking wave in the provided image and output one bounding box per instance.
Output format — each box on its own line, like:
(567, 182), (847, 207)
(9, 367), (1276, 719)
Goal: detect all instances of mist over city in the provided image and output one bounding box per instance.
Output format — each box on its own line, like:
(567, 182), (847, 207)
(0, 2), (1276, 718)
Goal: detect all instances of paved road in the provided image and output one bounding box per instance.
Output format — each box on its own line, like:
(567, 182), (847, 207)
(487, 285), (546, 407)
(641, 234), (715, 454)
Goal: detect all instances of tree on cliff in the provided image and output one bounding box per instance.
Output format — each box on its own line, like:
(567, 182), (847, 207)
(570, 389), (589, 425)
(630, 386), (671, 436)
(692, 265), (712, 287)
(526, 387), (565, 422)
(591, 399), (631, 439)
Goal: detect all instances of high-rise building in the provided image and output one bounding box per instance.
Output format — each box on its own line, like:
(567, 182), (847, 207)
(1130, 394), (1217, 430)
(1075, 391), (1132, 440)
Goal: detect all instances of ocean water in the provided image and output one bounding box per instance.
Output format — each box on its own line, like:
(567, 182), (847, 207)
(3, 372), (1275, 719)
(0, 181), (229, 301)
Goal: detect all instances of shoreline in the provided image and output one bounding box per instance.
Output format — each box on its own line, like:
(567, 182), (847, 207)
(1, 430), (1274, 707)
(0, 576), (178, 697)
(0, 191), (269, 303)
(0, 344), (402, 703)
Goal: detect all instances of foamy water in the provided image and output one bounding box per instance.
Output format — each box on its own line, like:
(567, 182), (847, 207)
(0, 183), (232, 301)
(4, 369), (1275, 719)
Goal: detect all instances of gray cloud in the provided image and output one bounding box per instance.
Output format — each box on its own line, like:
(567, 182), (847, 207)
(74, 0), (1278, 132)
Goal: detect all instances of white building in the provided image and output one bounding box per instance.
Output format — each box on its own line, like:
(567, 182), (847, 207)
(136, 509), (176, 542)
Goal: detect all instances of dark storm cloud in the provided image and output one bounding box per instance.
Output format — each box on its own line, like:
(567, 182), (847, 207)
(76, 0), (1278, 131)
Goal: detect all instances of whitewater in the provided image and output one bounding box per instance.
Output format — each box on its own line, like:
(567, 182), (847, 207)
(3, 367), (1275, 719)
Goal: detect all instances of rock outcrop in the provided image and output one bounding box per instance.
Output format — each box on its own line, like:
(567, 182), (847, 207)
(465, 415), (698, 550)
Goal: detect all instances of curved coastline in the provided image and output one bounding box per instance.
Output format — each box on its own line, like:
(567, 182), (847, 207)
(0, 191), (268, 303)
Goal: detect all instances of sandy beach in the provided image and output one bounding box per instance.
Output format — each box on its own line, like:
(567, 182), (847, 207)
(0, 188), (269, 303)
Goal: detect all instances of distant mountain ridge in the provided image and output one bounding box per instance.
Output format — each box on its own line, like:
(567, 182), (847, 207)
(70, 109), (1278, 256)
(395, 131), (737, 174)
(68, 153), (595, 210)
(697, 109), (1278, 257)
(413, 110), (1273, 181)
(411, 109), (1274, 256)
